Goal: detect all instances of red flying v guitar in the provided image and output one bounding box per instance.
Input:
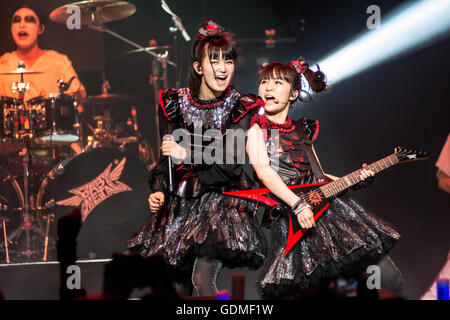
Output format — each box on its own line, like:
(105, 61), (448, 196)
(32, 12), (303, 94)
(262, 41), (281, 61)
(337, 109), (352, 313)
(224, 146), (431, 255)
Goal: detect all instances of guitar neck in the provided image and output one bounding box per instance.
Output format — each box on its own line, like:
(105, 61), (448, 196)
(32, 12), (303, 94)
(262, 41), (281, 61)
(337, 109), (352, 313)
(319, 154), (399, 199)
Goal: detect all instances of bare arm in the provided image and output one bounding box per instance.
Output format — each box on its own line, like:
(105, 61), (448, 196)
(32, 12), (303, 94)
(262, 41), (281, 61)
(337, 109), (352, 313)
(246, 124), (300, 207)
(246, 124), (315, 228)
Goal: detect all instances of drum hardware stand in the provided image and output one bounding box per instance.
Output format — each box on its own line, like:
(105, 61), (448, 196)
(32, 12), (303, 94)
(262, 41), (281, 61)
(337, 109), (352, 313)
(11, 62), (31, 141)
(42, 213), (55, 262)
(6, 64), (47, 261)
(161, 0), (191, 88)
(0, 217), (10, 263)
(6, 145), (46, 261)
(89, 15), (176, 153)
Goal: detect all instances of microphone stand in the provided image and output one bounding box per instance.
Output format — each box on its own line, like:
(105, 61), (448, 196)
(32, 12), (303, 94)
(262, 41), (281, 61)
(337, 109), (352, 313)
(89, 13), (177, 159)
(91, 21), (177, 68)
(161, 0), (191, 88)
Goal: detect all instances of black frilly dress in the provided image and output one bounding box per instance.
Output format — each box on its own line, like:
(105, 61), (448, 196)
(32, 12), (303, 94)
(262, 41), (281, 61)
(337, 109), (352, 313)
(127, 87), (267, 276)
(251, 115), (400, 298)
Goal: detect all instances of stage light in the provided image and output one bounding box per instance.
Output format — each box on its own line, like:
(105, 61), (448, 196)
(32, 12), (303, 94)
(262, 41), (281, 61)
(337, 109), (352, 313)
(317, 0), (450, 85)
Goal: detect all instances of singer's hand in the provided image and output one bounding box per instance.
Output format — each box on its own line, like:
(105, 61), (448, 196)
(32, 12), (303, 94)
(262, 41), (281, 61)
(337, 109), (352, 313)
(149, 192), (165, 213)
(297, 207), (316, 229)
(161, 140), (187, 161)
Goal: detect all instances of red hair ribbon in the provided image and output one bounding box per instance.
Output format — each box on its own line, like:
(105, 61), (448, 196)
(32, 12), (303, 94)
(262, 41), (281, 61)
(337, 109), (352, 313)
(198, 20), (225, 39)
(290, 60), (309, 74)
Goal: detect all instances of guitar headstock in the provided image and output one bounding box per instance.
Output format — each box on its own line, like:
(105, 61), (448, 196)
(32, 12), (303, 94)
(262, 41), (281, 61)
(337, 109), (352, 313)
(394, 146), (432, 163)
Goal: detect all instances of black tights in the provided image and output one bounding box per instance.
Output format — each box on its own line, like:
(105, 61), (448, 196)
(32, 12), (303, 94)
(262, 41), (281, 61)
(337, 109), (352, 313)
(191, 257), (223, 297)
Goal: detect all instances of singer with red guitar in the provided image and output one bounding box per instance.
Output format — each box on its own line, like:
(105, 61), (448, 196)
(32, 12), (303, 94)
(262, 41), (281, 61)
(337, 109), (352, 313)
(245, 61), (403, 298)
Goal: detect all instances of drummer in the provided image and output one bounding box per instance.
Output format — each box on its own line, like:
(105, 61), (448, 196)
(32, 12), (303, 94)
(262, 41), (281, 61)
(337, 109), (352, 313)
(0, 5), (86, 101)
(0, 5), (86, 154)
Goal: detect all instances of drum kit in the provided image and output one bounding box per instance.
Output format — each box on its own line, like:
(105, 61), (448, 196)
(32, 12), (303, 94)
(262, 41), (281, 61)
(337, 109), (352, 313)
(0, 0), (187, 263)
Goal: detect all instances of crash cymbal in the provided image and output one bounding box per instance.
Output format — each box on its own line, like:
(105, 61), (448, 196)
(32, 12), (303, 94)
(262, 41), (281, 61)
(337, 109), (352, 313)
(49, 0), (136, 25)
(79, 93), (137, 106)
(1, 67), (42, 75)
(124, 46), (171, 55)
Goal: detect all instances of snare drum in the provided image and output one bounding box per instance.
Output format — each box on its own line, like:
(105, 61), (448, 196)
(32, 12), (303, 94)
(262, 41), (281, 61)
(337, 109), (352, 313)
(36, 148), (149, 259)
(27, 94), (80, 145)
(1, 96), (38, 144)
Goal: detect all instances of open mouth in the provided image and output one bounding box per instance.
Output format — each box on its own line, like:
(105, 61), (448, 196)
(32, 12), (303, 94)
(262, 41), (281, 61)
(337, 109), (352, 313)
(265, 95), (275, 102)
(18, 31), (29, 39)
(215, 75), (228, 84)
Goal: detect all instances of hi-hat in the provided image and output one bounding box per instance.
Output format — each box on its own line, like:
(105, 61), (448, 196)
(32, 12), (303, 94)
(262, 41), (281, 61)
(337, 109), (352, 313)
(49, 0), (136, 25)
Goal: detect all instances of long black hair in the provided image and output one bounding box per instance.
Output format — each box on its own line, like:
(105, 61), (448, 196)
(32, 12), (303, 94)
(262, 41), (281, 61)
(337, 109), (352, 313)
(188, 21), (237, 98)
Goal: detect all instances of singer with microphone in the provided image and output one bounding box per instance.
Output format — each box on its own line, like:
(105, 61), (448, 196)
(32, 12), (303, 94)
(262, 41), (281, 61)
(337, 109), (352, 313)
(127, 20), (266, 297)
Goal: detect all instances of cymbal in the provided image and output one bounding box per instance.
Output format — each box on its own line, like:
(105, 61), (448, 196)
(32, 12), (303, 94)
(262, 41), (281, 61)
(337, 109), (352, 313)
(1, 67), (42, 75)
(79, 93), (137, 106)
(124, 46), (171, 55)
(49, 0), (136, 25)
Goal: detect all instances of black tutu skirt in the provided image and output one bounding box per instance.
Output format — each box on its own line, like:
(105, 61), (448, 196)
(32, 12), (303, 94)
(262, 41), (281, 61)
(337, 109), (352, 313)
(257, 195), (400, 299)
(127, 191), (267, 275)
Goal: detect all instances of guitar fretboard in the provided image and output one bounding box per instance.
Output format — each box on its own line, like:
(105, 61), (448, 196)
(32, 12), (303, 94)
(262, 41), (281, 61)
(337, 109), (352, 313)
(319, 154), (399, 198)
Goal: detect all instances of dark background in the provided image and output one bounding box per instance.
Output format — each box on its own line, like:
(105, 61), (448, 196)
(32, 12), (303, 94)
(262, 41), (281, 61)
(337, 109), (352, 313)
(0, 0), (449, 299)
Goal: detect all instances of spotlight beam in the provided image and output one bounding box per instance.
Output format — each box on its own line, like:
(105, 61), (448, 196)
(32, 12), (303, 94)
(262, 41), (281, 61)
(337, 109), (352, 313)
(317, 0), (450, 85)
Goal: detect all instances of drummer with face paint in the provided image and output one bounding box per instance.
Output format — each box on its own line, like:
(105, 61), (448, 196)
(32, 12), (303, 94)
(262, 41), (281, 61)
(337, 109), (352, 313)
(0, 4), (87, 154)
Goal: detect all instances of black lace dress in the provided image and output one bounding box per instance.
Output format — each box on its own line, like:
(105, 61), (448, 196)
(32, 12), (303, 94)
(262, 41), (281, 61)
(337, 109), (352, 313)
(127, 87), (267, 277)
(252, 115), (400, 298)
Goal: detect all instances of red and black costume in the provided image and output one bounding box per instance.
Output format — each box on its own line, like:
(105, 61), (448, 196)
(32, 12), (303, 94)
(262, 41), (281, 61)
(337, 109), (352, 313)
(127, 87), (267, 276)
(251, 114), (401, 298)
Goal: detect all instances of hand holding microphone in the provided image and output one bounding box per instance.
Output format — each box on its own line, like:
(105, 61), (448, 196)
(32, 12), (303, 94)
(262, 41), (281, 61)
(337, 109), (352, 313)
(162, 134), (175, 193)
(161, 135), (187, 160)
(161, 134), (187, 193)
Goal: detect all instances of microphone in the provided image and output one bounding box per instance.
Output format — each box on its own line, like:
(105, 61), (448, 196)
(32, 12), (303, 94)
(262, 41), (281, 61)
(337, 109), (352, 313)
(273, 98), (289, 104)
(131, 106), (138, 132)
(162, 134), (175, 193)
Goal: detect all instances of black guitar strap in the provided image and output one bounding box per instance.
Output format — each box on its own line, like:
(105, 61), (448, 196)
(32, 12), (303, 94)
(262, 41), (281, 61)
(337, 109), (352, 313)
(293, 120), (327, 182)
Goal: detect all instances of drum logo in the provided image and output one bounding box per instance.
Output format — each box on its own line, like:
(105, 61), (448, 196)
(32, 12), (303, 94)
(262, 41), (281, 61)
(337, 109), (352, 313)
(56, 157), (132, 221)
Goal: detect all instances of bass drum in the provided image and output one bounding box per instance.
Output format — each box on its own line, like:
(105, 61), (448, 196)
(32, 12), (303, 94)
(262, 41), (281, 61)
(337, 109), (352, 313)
(37, 148), (149, 259)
